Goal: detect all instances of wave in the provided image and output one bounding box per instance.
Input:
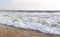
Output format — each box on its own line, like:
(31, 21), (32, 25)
(0, 13), (60, 35)
(0, 10), (60, 12)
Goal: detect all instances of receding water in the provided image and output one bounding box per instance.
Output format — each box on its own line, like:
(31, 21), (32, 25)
(0, 11), (60, 35)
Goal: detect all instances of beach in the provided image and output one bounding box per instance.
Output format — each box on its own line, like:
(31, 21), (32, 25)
(0, 12), (60, 37)
(0, 24), (60, 37)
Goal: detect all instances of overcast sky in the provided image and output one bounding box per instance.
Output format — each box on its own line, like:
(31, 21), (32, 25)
(0, 0), (60, 10)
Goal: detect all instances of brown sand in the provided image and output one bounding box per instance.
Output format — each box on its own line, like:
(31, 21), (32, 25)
(0, 24), (59, 37)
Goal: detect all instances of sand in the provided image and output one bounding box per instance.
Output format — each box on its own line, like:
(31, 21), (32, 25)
(0, 24), (59, 37)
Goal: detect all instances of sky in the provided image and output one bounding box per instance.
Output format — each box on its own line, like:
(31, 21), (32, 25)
(0, 0), (60, 10)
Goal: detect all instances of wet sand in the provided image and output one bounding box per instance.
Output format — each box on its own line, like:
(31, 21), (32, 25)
(0, 24), (59, 37)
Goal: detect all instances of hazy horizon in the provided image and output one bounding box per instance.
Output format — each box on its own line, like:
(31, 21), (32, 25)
(0, 0), (60, 10)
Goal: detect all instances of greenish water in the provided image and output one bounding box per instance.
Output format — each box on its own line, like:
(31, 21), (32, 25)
(0, 10), (59, 12)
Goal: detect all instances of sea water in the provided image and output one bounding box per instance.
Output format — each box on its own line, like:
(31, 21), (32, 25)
(0, 11), (60, 35)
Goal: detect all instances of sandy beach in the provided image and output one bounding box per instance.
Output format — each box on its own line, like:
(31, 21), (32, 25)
(0, 12), (60, 37)
(0, 24), (60, 37)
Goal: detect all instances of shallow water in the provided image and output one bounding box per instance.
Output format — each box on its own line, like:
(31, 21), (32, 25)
(0, 12), (60, 35)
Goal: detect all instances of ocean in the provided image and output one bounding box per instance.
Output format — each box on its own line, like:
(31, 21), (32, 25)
(0, 10), (60, 35)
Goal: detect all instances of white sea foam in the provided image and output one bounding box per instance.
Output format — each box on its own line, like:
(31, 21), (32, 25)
(0, 12), (60, 35)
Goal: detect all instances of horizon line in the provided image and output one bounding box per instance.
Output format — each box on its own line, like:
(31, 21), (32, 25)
(0, 10), (60, 12)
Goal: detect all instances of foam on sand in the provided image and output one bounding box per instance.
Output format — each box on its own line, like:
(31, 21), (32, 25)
(0, 12), (60, 35)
